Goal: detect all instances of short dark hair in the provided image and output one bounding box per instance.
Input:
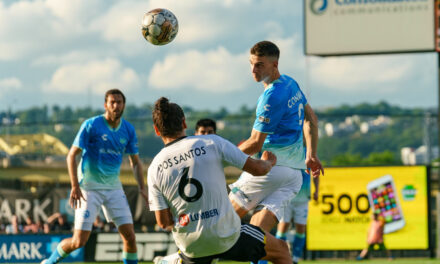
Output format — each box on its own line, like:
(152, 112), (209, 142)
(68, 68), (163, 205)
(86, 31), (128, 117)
(195, 118), (216, 133)
(153, 97), (185, 137)
(250, 41), (280, 59)
(105, 89), (126, 103)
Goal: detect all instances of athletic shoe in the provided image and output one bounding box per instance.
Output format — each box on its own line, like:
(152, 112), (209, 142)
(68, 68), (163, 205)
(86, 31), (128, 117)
(40, 260), (47, 264)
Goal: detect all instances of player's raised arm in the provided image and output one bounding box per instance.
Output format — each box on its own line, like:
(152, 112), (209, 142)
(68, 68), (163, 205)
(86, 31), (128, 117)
(66, 145), (85, 209)
(242, 150), (276, 176)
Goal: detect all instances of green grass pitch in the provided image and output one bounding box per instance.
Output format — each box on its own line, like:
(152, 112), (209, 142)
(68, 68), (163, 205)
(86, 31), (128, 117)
(42, 260), (440, 264)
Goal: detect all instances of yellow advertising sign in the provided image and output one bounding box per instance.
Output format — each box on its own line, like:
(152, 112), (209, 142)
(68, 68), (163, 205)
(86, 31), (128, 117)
(307, 166), (428, 250)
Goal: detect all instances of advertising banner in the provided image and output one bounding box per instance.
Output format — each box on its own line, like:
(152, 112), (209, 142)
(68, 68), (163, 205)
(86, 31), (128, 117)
(0, 234), (84, 263)
(0, 186), (154, 227)
(307, 166), (428, 250)
(305, 0), (435, 55)
(94, 233), (177, 262)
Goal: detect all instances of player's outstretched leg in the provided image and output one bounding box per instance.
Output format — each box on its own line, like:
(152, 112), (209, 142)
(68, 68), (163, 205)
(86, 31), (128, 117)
(43, 230), (91, 264)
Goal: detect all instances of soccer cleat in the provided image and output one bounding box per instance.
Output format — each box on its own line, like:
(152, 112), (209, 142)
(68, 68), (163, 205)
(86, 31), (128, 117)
(40, 260), (47, 264)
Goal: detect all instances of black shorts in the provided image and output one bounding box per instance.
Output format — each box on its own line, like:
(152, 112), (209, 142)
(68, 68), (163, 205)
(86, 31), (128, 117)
(179, 224), (267, 264)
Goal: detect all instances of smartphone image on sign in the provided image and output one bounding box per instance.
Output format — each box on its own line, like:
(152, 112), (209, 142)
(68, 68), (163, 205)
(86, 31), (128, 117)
(367, 174), (405, 234)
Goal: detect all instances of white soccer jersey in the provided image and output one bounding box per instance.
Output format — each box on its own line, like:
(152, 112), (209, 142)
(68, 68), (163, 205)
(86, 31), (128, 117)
(148, 135), (249, 258)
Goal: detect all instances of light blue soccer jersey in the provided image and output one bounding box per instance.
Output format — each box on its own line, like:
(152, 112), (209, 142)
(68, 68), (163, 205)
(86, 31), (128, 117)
(73, 115), (138, 190)
(253, 74), (307, 169)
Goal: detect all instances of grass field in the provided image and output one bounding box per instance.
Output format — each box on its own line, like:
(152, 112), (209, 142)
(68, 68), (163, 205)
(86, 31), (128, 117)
(46, 260), (440, 264)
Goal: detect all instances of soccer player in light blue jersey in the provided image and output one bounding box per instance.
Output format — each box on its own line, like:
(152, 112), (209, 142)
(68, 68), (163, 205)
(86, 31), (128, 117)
(277, 170), (319, 264)
(42, 89), (147, 264)
(229, 41), (324, 234)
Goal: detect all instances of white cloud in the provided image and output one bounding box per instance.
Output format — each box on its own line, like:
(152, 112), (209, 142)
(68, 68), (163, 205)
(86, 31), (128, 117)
(0, 77), (22, 90)
(148, 47), (249, 92)
(0, 0), (107, 61)
(90, 1), (147, 43)
(43, 58), (140, 94)
(31, 50), (99, 67)
(308, 55), (413, 91)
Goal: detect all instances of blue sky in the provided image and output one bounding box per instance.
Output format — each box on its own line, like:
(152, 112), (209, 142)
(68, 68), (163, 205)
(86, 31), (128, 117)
(0, 0), (437, 112)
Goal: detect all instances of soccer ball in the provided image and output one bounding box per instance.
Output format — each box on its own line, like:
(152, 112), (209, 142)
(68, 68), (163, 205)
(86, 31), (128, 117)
(141, 8), (178, 46)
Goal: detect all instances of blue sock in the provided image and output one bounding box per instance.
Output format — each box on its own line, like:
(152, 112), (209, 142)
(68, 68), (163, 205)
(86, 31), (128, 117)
(46, 244), (69, 264)
(292, 233), (306, 259)
(276, 230), (287, 241)
(122, 251), (138, 264)
(251, 261), (268, 264)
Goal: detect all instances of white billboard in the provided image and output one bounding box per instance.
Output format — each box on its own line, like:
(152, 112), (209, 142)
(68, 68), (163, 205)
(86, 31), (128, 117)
(305, 0), (435, 56)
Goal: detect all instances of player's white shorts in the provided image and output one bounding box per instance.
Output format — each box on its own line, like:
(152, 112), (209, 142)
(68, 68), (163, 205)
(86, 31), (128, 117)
(229, 165), (302, 221)
(280, 199), (309, 225)
(74, 189), (133, 230)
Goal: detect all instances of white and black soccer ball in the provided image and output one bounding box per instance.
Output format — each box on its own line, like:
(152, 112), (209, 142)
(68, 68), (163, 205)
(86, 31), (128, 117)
(141, 8), (178, 46)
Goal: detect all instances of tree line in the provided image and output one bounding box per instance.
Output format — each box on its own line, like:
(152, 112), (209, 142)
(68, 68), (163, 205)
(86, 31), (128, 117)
(0, 101), (436, 166)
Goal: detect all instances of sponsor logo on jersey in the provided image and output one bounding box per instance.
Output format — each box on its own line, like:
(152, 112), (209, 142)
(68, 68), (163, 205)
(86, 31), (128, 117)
(178, 214), (190, 227)
(287, 90), (304, 108)
(177, 209), (219, 227)
(102, 134), (108, 141)
(99, 148), (122, 155)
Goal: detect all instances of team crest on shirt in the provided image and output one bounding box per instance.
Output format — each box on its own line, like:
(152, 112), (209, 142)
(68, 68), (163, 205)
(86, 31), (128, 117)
(101, 134), (108, 141)
(120, 138), (127, 144)
(258, 116), (270, 124)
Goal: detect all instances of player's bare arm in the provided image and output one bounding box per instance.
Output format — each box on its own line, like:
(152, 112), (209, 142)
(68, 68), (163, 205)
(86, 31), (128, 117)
(129, 154), (148, 203)
(155, 208), (175, 230)
(303, 104), (324, 177)
(313, 175), (320, 201)
(66, 146), (86, 209)
(238, 129), (267, 155)
(242, 150), (276, 176)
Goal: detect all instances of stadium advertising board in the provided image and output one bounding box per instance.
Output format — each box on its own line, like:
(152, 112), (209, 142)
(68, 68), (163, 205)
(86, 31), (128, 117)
(305, 0), (435, 55)
(95, 233), (177, 262)
(307, 166), (428, 250)
(0, 234), (84, 263)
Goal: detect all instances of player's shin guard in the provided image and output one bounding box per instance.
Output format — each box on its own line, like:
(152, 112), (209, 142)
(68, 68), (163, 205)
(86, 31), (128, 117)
(276, 230), (287, 241)
(122, 252), (138, 264)
(292, 233), (306, 259)
(46, 244), (69, 264)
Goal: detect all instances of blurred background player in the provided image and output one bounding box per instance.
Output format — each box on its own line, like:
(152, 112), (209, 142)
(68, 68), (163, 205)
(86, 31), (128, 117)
(148, 97), (291, 264)
(277, 170), (319, 264)
(195, 118), (216, 135)
(356, 213), (393, 261)
(229, 40), (324, 233)
(42, 89), (147, 264)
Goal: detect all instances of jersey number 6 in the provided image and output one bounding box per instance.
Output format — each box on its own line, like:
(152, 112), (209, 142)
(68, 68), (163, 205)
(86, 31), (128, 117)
(178, 167), (203, 202)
